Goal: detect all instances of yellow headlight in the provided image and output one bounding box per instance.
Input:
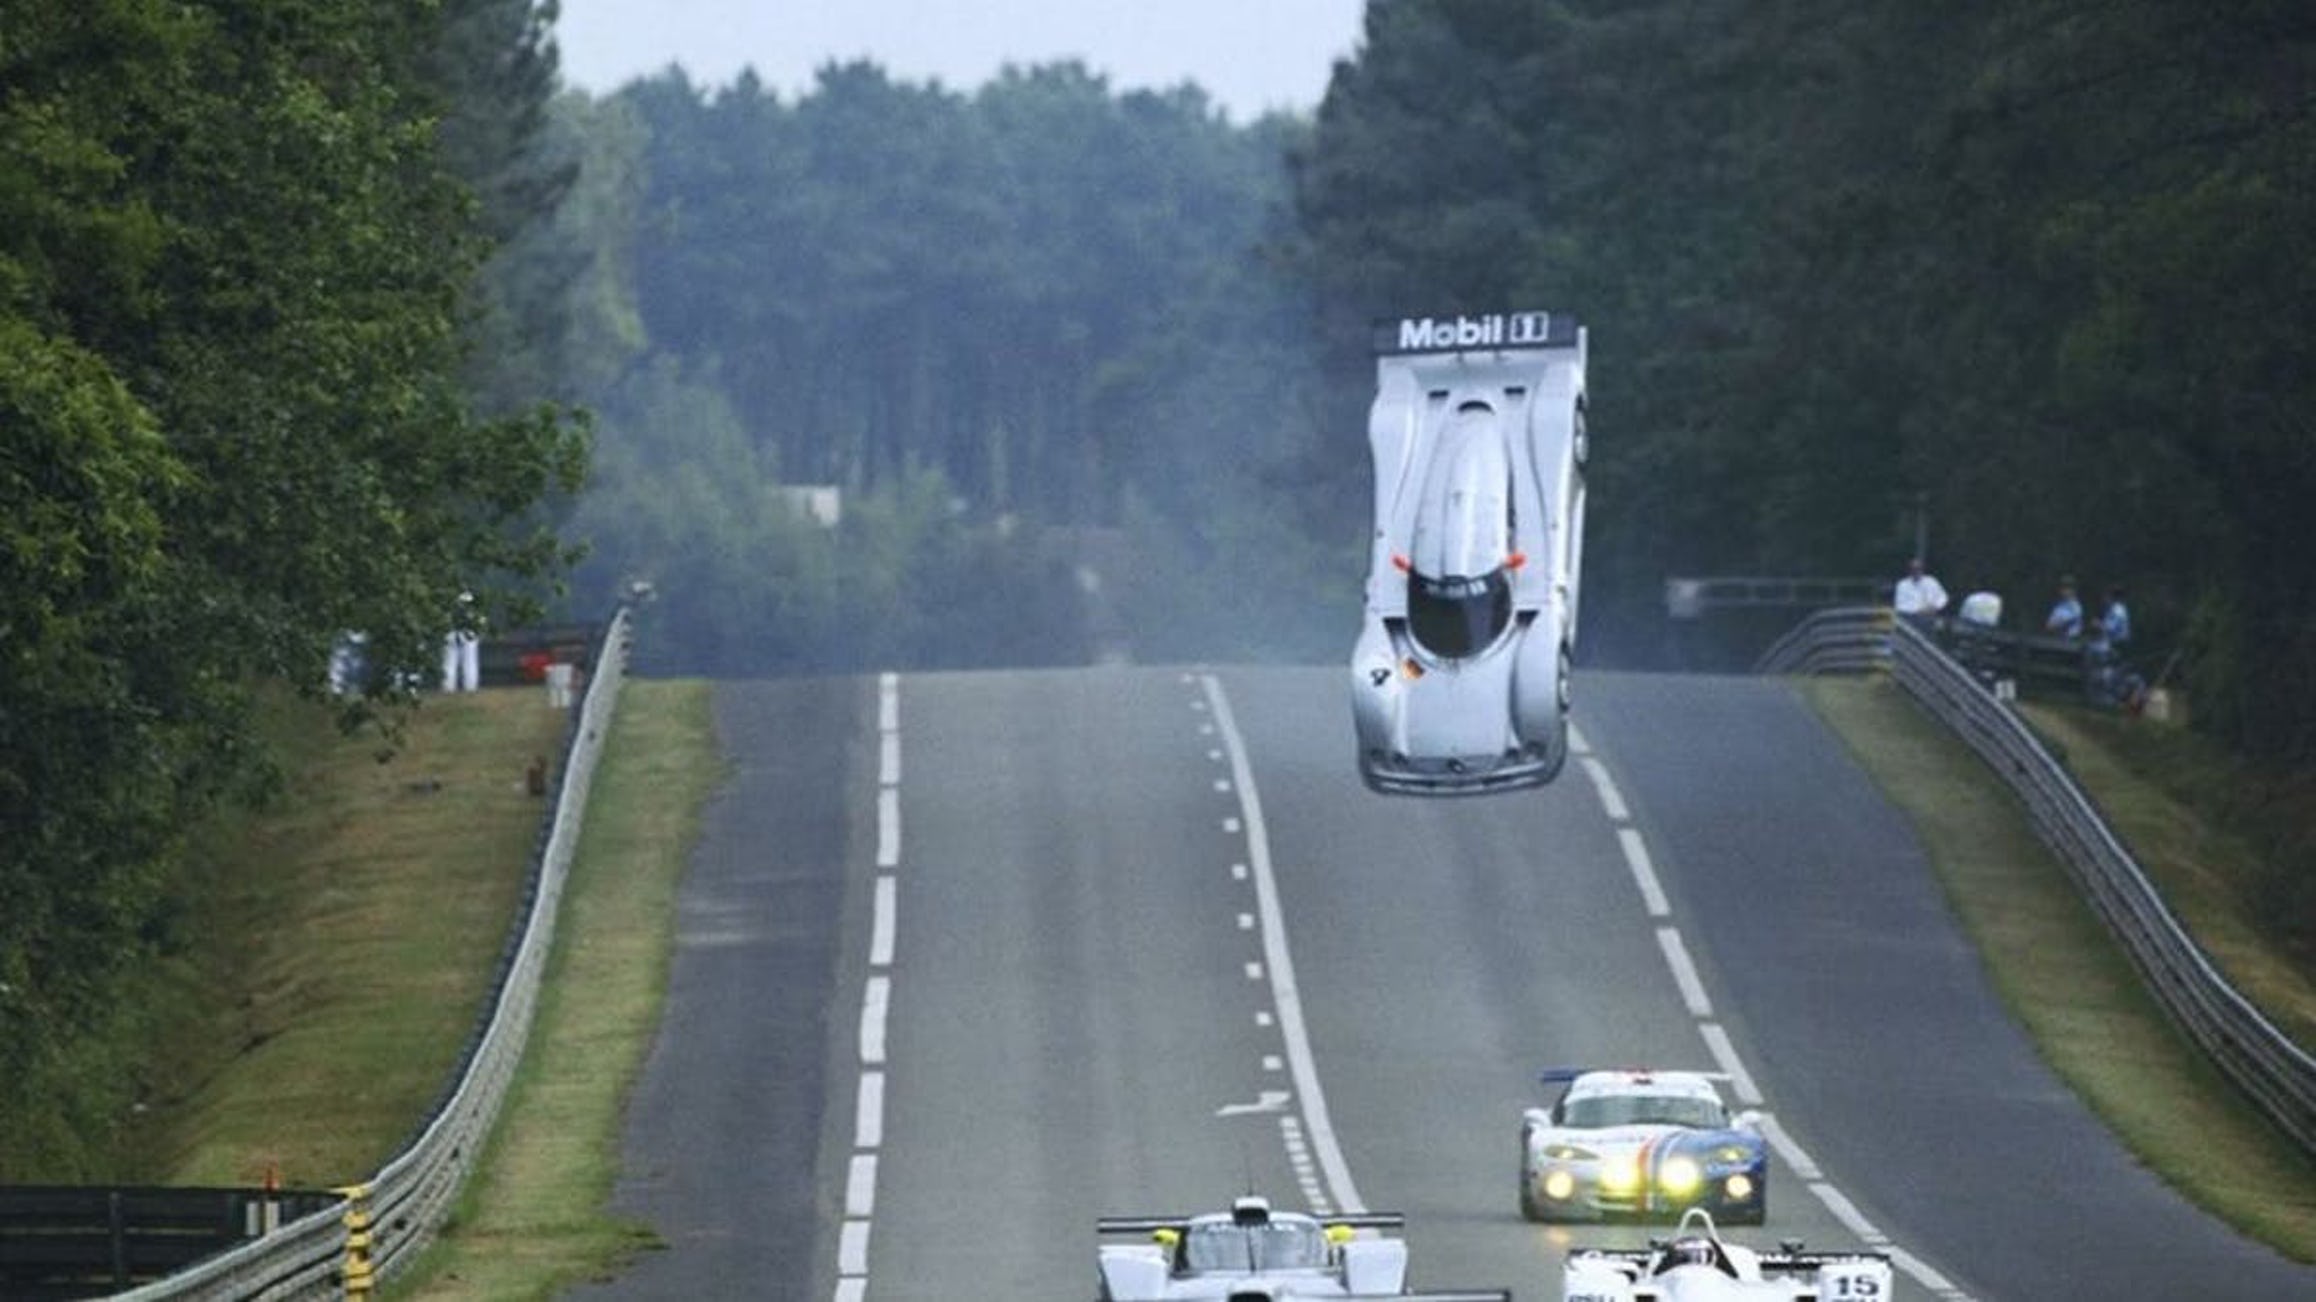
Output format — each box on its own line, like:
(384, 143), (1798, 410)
(1724, 1173), (1755, 1201)
(1599, 1156), (1640, 1193)
(1544, 1170), (1576, 1200)
(1659, 1156), (1702, 1196)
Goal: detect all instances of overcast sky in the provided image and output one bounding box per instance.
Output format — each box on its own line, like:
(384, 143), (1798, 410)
(553, 0), (1368, 120)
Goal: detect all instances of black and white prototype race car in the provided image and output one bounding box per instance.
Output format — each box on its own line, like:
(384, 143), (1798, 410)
(1561, 1208), (1892, 1301)
(1521, 1069), (1769, 1225)
(1351, 310), (1588, 795)
(1095, 1195), (1509, 1300)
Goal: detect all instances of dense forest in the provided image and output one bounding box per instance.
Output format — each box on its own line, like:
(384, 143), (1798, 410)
(1, 0), (583, 1173)
(547, 63), (1346, 674)
(5, 0), (2311, 1174)
(1292, 0), (2316, 765)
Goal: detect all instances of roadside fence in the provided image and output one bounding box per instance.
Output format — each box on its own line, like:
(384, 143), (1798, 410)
(98, 605), (634, 1300)
(1758, 607), (2316, 1160)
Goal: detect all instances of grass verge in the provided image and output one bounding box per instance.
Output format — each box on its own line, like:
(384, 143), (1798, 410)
(137, 688), (573, 1187)
(386, 679), (722, 1298)
(1802, 674), (2316, 1260)
(2013, 701), (2316, 1055)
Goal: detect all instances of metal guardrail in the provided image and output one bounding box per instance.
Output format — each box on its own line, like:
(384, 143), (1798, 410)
(1759, 607), (2316, 1158)
(111, 606), (635, 1300)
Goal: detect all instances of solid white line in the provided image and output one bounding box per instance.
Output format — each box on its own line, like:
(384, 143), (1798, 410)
(879, 730), (900, 786)
(860, 976), (889, 1066)
(854, 1071), (884, 1149)
(1569, 722), (1593, 756)
(1697, 1022), (1763, 1106)
(1581, 757), (1629, 821)
(877, 672), (897, 732)
(1753, 1112), (1820, 1179)
(870, 876), (896, 967)
(876, 787), (900, 868)
(833, 1279), (866, 1302)
(1618, 829), (1669, 917)
(845, 1153), (878, 1217)
(1656, 927), (1712, 1017)
(838, 1218), (872, 1274)
(1203, 674), (1368, 1214)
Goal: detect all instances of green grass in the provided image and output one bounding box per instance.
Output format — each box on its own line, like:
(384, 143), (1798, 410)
(134, 688), (574, 1189)
(387, 679), (723, 1299)
(2014, 701), (2316, 1056)
(1802, 675), (2316, 1260)
(114, 667), (2316, 1287)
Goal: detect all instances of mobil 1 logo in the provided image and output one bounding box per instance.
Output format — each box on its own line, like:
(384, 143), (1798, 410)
(1374, 310), (1569, 354)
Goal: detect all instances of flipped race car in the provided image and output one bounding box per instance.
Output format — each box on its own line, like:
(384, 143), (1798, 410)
(1095, 1195), (1509, 1300)
(1521, 1069), (1768, 1225)
(1351, 310), (1589, 795)
(1561, 1208), (1893, 1301)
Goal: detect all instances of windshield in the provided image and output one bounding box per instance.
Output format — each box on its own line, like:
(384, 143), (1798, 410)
(1407, 567), (1512, 660)
(1182, 1221), (1327, 1272)
(1560, 1093), (1726, 1130)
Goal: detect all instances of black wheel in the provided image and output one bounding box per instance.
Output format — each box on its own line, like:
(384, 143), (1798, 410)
(1519, 1177), (1547, 1223)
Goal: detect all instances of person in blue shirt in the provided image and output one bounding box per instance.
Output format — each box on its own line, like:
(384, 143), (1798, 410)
(2044, 576), (2083, 638)
(2088, 585), (2144, 709)
(2099, 586), (2131, 649)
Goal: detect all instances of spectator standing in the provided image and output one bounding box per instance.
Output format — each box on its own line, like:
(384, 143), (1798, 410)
(2099, 586), (2131, 649)
(2089, 585), (2144, 711)
(1893, 557), (1949, 626)
(441, 591), (481, 692)
(2044, 576), (2083, 639)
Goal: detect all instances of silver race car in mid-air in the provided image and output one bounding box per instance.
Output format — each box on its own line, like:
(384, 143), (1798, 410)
(1352, 311), (1588, 795)
(1560, 1208), (1893, 1301)
(1094, 1194), (1509, 1300)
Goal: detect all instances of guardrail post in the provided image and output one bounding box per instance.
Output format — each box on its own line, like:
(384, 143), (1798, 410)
(338, 1182), (375, 1297)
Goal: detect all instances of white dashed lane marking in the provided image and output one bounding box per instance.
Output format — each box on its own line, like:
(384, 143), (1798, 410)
(1579, 714), (1973, 1302)
(1618, 827), (1670, 918)
(1655, 927), (1712, 1018)
(834, 675), (905, 1301)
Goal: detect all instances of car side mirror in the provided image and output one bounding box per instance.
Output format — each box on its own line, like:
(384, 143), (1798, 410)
(1732, 1109), (1762, 1130)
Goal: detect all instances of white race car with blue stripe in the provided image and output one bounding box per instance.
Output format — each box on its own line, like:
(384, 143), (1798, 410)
(1521, 1069), (1769, 1225)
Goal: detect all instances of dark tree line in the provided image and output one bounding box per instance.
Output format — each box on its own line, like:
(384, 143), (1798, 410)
(1291, 0), (2316, 766)
(0, 0), (583, 1175)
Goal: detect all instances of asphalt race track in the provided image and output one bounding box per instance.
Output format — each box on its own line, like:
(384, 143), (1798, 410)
(584, 666), (2316, 1300)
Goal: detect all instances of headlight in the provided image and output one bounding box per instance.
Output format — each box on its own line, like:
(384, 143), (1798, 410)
(1543, 1170), (1576, 1200)
(1723, 1173), (1755, 1202)
(1598, 1156), (1640, 1193)
(1659, 1156), (1702, 1196)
